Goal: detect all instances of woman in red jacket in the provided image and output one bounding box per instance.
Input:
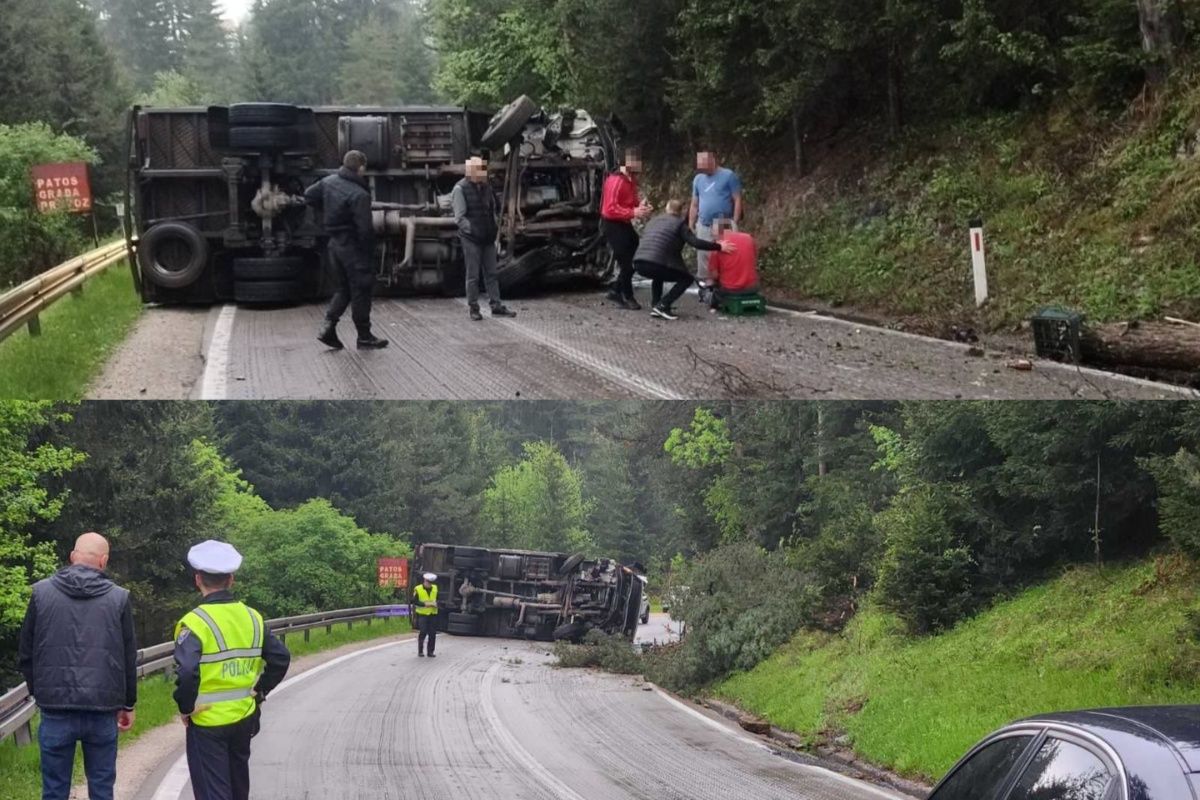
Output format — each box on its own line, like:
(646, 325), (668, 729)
(600, 150), (653, 309)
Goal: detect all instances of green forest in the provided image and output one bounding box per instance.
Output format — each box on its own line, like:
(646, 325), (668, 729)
(5, 0), (1200, 325)
(3, 400), (1200, 698)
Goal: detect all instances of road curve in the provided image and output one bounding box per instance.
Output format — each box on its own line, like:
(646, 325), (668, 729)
(90, 286), (1191, 400)
(148, 633), (901, 800)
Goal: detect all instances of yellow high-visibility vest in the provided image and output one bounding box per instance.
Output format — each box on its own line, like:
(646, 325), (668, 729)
(414, 584), (438, 616)
(175, 601), (265, 727)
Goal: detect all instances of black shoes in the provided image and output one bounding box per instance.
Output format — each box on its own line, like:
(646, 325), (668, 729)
(491, 305), (517, 318)
(651, 305), (678, 320)
(418, 651), (425, 658)
(624, 296), (642, 311)
(469, 304), (484, 321)
(356, 333), (389, 349)
(427, 653), (436, 658)
(317, 322), (344, 350)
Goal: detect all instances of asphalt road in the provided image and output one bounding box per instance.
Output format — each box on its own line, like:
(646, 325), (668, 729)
(89, 286), (1191, 400)
(144, 630), (902, 800)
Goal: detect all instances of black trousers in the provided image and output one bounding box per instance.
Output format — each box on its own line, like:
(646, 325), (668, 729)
(601, 219), (639, 299)
(635, 261), (693, 308)
(417, 614), (438, 654)
(324, 238), (374, 334)
(185, 714), (255, 800)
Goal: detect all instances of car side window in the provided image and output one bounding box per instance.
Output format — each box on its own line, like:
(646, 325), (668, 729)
(1006, 737), (1114, 800)
(931, 735), (1035, 800)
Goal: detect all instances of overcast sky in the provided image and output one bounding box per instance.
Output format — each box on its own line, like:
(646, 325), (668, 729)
(219, 0), (252, 22)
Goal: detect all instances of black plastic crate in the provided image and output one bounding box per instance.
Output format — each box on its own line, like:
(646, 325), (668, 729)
(1031, 307), (1083, 362)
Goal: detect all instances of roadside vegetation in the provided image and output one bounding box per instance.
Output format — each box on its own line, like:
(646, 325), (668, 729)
(0, 265), (142, 400)
(717, 559), (1200, 782)
(0, 617), (410, 800)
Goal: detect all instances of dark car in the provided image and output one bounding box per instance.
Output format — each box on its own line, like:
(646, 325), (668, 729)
(928, 706), (1200, 800)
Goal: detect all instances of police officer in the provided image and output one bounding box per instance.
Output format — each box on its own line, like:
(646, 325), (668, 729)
(173, 541), (291, 800)
(411, 572), (439, 658)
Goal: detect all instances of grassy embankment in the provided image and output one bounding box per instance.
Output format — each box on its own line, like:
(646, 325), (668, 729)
(717, 559), (1200, 783)
(0, 264), (141, 400)
(0, 615), (412, 800)
(742, 71), (1200, 331)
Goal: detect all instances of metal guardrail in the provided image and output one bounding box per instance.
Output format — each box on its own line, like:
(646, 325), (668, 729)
(0, 241), (128, 344)
(0, 604), (410, 747)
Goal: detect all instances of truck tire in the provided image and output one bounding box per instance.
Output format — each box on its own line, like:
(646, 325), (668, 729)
(138, 221), (209, 289)
(447, 614), (481, 636)
(229, 126), (297, 150)
(453, 554), (490, 570)
(233, 256), (305, 282)
(448, 612), (481, 628)
(229, 103), (299, 127)
(480, 95), (538, 150)
(440, 259), (465, 298)
(557, 553), (585, 577)
(234, 279), (303, 305)
(552, 621), (587, 642)
(498, 247), (555, 293)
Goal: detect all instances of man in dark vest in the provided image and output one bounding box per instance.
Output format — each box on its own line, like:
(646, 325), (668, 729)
(19, 532), (138, 800)
(452, 156), (516, 321)
(306, 150), (389, 350)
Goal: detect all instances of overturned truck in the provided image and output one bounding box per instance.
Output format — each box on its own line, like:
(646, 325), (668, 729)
(412, 543), (644, 642)
(125, 97), (620, 305)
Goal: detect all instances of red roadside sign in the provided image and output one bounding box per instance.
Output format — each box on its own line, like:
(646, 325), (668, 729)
(377, 557), (410, 589)
(30, 162), (92, 214)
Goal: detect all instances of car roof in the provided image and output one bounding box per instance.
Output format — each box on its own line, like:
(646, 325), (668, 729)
(1019, 706), (1200, 772)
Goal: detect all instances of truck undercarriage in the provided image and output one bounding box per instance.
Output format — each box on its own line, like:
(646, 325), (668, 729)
(126, 97), (621, 305)
(412, 544), (644, 642)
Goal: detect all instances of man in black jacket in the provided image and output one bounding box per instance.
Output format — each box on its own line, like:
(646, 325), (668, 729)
(633, 200), (735, 320)
(18, 532), (137, 800)
(306, 150), (388, 350)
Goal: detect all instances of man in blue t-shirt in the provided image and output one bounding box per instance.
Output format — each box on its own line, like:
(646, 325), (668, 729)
(689, 151), (744, 281)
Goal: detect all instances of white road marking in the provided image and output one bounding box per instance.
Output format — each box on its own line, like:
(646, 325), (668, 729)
(198, 305), (237, 400)
(631, 280), (1195, 398)
(482, 661), (591, 800)
(151, 639), (407, 800)
(648, 686), (905, 800)
(459, 300), (685, 399)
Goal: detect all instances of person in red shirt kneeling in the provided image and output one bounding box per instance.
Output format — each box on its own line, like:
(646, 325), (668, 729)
(703, 220), (759, 309)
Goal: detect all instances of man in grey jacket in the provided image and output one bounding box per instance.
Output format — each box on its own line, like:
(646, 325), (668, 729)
(18, 532), (137, 800)
(452, 156), (516, 321)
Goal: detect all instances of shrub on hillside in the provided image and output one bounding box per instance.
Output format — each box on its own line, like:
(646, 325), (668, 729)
(0, 123), (98, 288)
(874, 485), (980, 635)
(643, 542), (819, 691)
(1144, 449), (1200, 560)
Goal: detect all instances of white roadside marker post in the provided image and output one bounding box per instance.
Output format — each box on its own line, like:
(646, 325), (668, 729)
(970, 217), (988, 308)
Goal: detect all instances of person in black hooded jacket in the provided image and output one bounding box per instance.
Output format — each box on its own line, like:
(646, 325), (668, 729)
(306, 150), (389, 351)
(18, 532), (137, 800)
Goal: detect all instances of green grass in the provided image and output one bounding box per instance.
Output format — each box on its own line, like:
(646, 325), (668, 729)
(0, 616), (412, 800)
(759, 73), (1200, 329)
(716, 559), (1200, 783)
(0, 263), (142, 399)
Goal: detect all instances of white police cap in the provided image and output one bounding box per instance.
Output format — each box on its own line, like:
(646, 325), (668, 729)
(187, 540), (243, 574)
(423, 572), (437, 581)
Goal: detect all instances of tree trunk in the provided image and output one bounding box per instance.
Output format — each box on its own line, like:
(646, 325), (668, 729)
(1137, 0), (1183, 85)
(792, 109), (804, 175)
(887, 44), (904, 137)
(1079, 320), (1200, 373)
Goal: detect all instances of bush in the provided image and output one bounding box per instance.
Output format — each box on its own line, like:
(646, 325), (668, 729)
(1144, 449), (1200, 560)
(642, 542), (819, 691)
(875, 485), (980, 635)
(554, 629), (643, 674)
(0, 123), (98, 288)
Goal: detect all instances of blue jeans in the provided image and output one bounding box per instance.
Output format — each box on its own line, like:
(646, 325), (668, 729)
(38, 709), (117, 800)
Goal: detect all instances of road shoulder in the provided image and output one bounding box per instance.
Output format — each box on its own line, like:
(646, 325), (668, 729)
(87, 306), (212, 399)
